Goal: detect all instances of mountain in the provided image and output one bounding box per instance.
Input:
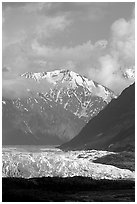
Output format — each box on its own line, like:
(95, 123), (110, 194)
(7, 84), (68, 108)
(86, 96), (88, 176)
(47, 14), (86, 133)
(60, 83), (135, 151)
(2, 69), (116, 145)
(21, 69), (116, 122)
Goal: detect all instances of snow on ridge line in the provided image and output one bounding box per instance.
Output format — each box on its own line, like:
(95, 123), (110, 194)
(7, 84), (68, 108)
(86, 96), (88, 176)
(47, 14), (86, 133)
(21, 69), (95, 89)
(21, 69), (116, 97)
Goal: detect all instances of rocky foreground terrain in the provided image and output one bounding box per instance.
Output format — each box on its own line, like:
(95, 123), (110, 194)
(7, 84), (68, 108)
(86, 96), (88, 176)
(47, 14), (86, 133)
(3, 177), (135, 202)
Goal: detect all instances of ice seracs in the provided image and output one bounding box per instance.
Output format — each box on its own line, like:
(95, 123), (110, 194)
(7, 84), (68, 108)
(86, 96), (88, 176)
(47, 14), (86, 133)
(2, 148), (134, 180)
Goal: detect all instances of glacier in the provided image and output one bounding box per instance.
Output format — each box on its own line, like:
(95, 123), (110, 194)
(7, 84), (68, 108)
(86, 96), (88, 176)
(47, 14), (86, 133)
(2, 147), (134, 180)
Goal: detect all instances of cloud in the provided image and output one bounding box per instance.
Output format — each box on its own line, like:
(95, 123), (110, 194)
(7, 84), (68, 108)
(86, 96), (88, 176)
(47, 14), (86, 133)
(30, 39), (107, 77)
(110, 18), (135, 65)
(31, 40), (94, 60)
(2, 3), (70, 50)
(22, 2), (46, 13)
(2, 66), (10, 72)
(20, 2), (107, 22)
(93, 55), (131, 93)
(2, 3), (135, 96)
(35, 16), (71, 41)
(2, 76), (53, 99)
(2, 4), (71, 74)
(30, 8), (135, 94)
(29, 13), (135, 94)
(90, 11), (135, 93)
(95, 40), (108, 49)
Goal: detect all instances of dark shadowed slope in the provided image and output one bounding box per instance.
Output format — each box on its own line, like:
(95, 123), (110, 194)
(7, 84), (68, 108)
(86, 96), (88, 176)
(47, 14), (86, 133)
(60, 83), (135, 151)
(2, 97), (84, 145)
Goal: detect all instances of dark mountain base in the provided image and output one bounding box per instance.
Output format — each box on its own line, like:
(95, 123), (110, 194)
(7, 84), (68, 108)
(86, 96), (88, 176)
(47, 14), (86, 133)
(93, 151), (135, 171)
(3, 177), (135, 202)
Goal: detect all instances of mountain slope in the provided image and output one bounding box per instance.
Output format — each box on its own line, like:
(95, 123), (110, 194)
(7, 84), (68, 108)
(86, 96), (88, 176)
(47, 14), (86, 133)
(60, 83), (135, 151)
(2, 96), (85, 145)
(2, 69), (116, 145)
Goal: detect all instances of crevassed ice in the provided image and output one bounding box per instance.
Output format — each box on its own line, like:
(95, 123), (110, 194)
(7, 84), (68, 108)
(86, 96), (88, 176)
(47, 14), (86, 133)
(2, 149), (134, 180)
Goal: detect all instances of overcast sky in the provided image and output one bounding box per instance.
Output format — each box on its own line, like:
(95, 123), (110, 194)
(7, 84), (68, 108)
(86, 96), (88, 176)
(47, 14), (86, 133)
(2, 2), (135, 94)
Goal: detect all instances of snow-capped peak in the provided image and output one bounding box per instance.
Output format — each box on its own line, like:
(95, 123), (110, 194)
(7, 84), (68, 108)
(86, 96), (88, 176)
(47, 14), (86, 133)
(21, 69), (112, 88)
(21, 69), (116, 103)
(21, 72), (47, 82)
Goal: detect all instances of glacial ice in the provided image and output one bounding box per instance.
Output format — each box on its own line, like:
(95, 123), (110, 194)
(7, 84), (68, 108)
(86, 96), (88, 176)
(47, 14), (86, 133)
(2, 148), (135, 180)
